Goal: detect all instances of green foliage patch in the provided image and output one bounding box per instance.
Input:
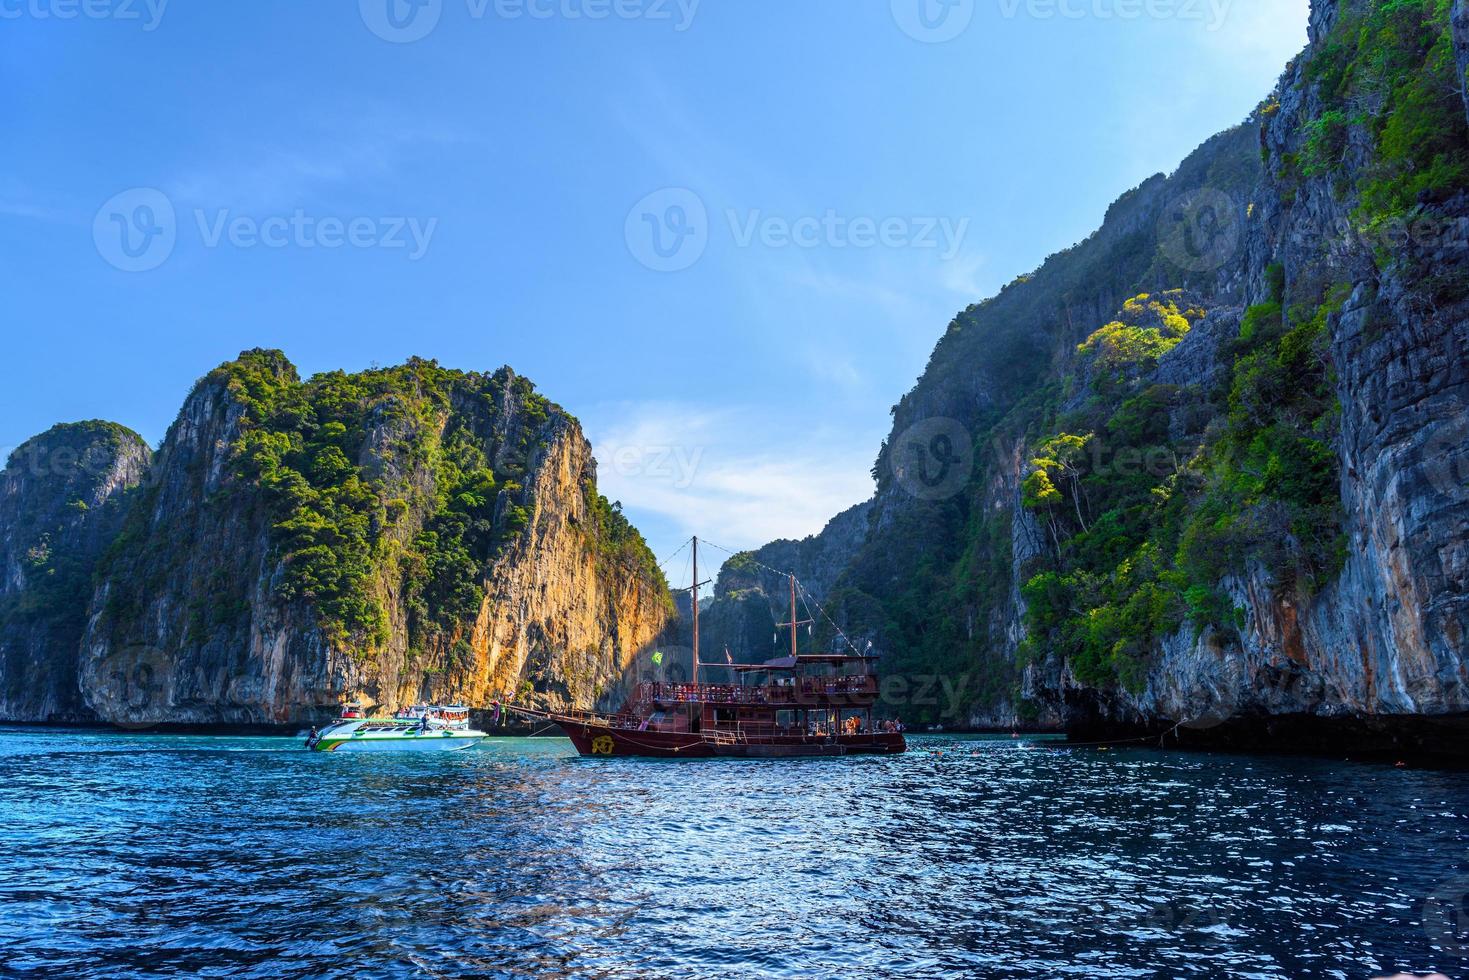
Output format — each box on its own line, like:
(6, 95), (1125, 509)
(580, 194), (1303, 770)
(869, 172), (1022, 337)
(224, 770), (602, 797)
(1304, 0), (1469, 228)
(1018, 281), (1348, 691)
(0, 422), (149, 651)
(101, 350), (666, 659)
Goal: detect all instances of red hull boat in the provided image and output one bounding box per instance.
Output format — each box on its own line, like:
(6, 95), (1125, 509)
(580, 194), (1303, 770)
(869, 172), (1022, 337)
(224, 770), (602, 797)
(503, 538), (907, 759)
(508, 674), (907, 759)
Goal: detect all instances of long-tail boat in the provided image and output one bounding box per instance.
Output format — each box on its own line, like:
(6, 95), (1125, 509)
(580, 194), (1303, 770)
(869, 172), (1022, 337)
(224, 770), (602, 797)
(500, 538), (907, 758)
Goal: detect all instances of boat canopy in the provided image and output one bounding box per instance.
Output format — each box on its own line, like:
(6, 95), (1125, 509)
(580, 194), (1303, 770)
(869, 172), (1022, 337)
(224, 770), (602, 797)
(731, 653), (880, 673)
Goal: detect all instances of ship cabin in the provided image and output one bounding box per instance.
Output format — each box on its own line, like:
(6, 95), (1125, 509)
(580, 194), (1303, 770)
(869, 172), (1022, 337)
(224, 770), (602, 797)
(623, 652), (886, 739)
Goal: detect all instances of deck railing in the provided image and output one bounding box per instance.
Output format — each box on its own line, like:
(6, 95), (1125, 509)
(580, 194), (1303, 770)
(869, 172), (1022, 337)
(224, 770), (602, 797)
(706, 721), (896, 741)
(519, 704), (898, 742)
(633, 677), (878, 707)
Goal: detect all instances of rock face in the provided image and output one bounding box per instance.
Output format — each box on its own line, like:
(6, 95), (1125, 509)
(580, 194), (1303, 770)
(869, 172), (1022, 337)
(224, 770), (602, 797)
(1013, 0), (1469, 749)
(762, 124), (1257, 730)
(1455, 0), (1469, 126)
(0, 423), (151, 722)
(738, 501), (874, 604)
(714, 0), (1469, 750)
(461, 422), (672, 715)
(1045, 0), (1469, 750)
(695, 502), (874, 664)
(0, 352), (671, 727)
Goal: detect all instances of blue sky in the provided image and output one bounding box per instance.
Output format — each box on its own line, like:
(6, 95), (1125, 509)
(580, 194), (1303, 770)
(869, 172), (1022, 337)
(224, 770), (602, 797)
(1, 0), (1308, 566)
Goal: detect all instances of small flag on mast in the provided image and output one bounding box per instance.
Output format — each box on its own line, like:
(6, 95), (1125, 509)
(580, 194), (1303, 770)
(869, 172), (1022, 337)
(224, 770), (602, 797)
(724, 646), (734, 667)
(651, 651), (664, 667)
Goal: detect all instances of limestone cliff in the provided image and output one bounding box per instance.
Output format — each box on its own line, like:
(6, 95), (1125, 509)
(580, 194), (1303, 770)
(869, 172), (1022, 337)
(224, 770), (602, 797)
(0, 423), (151, 722)
(713, 0), (1469, 750)
(69, 352), (670, 726)
(1035, 0), (1469, 750)
(790, 122), (1259, 729)
(696, 501), (873, 664)
(1454, 0), (1469, 125)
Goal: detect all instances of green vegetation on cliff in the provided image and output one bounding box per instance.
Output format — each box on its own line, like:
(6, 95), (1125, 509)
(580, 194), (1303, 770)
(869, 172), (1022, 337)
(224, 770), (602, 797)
(1302, 0), (1469, 226)
(589, 493), (671, 615)
(1016, 293), (1210, 690)
(1020, 280), (1347, 691)
(804, 123), (1267, 724)
(100, 350), (665, 659)
(0, 421), (150, 721)
(0, 422), (148, 636)
(222, 352), (524, 651)
(806, 4), (1455, 719)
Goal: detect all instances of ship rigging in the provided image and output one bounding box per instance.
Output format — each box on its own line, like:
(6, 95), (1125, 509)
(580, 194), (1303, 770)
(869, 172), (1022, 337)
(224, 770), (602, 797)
(499, 537), (906, 758)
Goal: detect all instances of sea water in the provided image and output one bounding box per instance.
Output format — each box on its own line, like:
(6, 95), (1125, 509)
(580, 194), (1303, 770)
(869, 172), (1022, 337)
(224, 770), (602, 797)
(1, 729), (1465, 978)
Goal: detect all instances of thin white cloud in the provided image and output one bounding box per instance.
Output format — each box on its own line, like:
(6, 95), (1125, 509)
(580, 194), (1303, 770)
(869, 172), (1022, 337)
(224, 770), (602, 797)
(589, 401), (876, 553)
(785, 268), (931, 325)
(771, 258), (978, 389)
(0, 199), (61, 222)
(172, 149), (356, 209)
(1109, 0), (1312, 181)
(1199, 0), (1311, 70)
(169, 113), (488, 211)
(0, 178), (65, 223)
(937, 250), (990, 299)
(804, 349), (863, 388)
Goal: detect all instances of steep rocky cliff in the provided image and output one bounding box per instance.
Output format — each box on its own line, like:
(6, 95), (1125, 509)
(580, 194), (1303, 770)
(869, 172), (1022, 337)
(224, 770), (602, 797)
(694, 501), (873, 664)
(0, 351), (671, 727)
(1454, 0), (1469, 124)
(713, 0), (1469, 749)
(0, 423), (151, 722)
(1034, 0), (1469, 750)
(807, 122), (1260, 729)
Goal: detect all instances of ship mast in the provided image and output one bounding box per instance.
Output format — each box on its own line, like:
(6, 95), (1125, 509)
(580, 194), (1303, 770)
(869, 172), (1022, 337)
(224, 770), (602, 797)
(782, 574), (812, 659)
(789, 574), (798, 659)
(692, 536), (700, 686)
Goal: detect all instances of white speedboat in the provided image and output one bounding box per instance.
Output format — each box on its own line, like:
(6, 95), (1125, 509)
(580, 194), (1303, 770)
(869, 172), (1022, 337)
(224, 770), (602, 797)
(305, 704), (486, 753)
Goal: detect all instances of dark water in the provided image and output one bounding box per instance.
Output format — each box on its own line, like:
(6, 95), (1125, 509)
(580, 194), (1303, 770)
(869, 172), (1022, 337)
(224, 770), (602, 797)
(2, 731), (1467, 979)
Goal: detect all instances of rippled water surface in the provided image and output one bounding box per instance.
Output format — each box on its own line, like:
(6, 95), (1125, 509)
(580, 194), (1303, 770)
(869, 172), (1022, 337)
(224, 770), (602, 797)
(3, 730), (1468, 978)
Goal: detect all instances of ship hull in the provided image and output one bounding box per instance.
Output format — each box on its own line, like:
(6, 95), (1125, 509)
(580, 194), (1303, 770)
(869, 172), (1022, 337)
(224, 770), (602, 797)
(561, 723), (715, 758)
(307, 723), (488, 753)
(553, 720), (906, 759)
(317, 733), (485, 753)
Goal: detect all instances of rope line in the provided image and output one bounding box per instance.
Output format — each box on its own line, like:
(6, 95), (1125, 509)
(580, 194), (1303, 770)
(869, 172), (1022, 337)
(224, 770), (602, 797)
(655, 538), (691, 571)
(697, 539), (865, 657)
